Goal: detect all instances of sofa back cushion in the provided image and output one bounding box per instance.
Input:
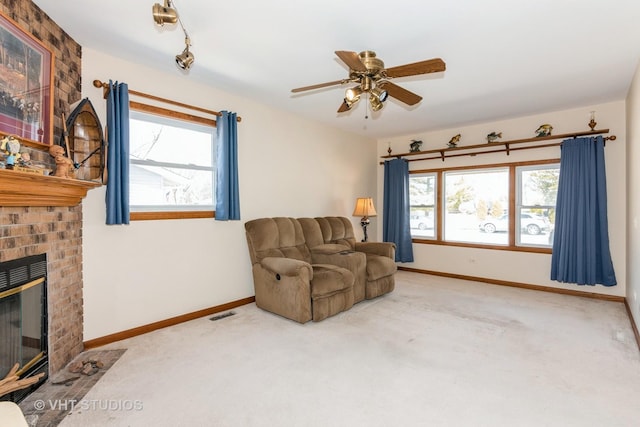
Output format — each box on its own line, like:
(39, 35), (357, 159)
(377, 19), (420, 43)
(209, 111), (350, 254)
(245, 217), (311, 264)
(315, 217), (357, 250)
(297, 217), (327, 249)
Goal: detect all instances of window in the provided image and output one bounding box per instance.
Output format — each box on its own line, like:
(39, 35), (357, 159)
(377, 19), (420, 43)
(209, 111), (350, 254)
(409, 173), (436, 238)
(129, 109), (215, 217)
(445, 168), (509, 245)
(516, 165), (558, 246)
(409, 160), (559, 251)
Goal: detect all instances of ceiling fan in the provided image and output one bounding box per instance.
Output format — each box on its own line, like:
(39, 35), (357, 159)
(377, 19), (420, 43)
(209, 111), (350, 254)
(291, 50), (446, 113)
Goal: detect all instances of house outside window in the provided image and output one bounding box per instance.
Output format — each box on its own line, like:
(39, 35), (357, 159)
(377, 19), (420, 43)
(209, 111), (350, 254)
(129, 109), (215, 217)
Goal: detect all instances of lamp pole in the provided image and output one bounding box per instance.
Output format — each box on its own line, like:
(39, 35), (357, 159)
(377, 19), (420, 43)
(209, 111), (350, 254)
(360, 216), (370, 242)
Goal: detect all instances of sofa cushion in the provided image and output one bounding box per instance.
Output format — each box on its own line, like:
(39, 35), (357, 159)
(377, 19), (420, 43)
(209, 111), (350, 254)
(245, 217), (311, 264)
(365, 253), (398, 281)
(310, 264), (354, 298)
(315, 217), (357, 250)
(309, 244), (351, 255)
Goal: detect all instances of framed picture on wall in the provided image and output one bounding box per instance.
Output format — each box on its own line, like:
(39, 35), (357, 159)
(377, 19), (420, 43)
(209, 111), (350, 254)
(0, 11), (53, 146)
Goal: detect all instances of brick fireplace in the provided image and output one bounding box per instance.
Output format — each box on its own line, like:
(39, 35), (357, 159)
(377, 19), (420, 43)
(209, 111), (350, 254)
(0, 0), (86, 377)
(0, 204), (84, 374)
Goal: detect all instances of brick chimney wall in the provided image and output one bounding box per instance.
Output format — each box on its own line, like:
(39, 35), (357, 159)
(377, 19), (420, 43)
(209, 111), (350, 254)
(0, 0), (84, 374)
(0, 206), (84, 373)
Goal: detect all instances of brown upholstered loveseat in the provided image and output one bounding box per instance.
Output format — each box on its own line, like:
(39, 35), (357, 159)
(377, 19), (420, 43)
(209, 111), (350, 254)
(244, 216), (396, 323)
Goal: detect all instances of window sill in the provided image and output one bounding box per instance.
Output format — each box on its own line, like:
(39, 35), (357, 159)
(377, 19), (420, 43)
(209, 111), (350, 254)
(412, 238), (552, 254)
(130, 211), (215, 221)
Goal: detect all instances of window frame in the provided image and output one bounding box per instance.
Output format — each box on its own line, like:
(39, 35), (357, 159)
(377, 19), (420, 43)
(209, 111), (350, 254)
(128, 101), (217, 221)
(410, 159), (560, 254)
(409, 172), (438, 240)
(515, 164), (559, 247)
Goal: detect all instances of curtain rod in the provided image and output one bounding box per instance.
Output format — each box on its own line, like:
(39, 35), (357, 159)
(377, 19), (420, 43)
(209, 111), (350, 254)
(92, 79), (241, 122)
(379, 129), (616, 163)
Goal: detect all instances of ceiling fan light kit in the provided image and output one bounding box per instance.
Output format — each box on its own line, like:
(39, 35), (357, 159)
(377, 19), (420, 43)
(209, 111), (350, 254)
(370, 86), (388, 103)
(152, 0), (195, 70)
(292, 50), (446, 114)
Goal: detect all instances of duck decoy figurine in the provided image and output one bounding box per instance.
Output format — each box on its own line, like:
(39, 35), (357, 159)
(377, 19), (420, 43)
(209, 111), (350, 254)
(448, 134), (461, 148)
(535, 124), (553, 137)
(409, 139), (423, 152)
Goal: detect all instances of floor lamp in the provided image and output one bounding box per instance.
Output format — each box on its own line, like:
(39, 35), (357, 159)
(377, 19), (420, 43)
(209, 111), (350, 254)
(353, 197), (377, 242)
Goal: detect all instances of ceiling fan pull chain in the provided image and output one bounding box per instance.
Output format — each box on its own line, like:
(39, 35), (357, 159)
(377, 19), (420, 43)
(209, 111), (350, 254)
(365, 96), (369, 120)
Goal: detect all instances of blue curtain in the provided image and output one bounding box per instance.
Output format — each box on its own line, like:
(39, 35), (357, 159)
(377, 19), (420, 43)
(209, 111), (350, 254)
(383, 158), (414, 262)
(550, 136), (616, 286)
(215, 111), (240, 220)
(105, 81), (130, 225)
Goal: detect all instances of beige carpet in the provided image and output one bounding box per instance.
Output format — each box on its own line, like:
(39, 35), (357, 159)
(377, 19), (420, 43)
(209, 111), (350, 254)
(58, 271), (640, 427)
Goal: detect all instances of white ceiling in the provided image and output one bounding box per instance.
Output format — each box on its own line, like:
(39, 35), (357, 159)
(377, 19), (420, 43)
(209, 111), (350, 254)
(32, 0), (640, 139)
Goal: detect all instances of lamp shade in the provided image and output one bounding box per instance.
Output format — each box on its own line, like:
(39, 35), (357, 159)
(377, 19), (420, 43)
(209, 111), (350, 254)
(353, 197), (377, 217)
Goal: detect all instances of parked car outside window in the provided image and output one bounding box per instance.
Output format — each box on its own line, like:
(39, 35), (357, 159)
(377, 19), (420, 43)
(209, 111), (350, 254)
(478, 213), (550, 235)
(410, 214), (434, 230)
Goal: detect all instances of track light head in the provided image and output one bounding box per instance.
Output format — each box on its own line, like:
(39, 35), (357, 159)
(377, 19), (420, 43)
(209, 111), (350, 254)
(176, 42), (194, 70)
(152, 1), (178, 26)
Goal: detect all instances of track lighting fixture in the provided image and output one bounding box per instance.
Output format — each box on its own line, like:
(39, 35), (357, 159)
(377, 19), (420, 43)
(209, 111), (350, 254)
(152, 0), (195, 70)
(176, 37), (194, 70)
(152, 0), (178, 26)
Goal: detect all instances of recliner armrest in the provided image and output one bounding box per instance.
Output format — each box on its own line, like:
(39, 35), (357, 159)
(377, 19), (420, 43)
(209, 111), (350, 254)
(355, 241), (396, 259)
(260, 257), (313, 278)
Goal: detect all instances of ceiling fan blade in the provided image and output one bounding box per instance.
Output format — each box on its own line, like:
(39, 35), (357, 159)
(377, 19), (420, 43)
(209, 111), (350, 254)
(385, 58), (446, 78)
(337, 100), (351, 113)
(291, 79), (347, 93)
(335, 50), (367, 72)
(378, 81), (423, 105)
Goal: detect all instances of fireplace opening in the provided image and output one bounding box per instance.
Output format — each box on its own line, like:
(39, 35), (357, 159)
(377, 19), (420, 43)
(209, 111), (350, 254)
(0, 254), (48, 402)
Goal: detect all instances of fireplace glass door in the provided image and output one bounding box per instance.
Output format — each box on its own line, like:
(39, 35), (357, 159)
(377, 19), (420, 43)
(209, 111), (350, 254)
(0, 253), (48, 401)
(0, 278), (46, 378)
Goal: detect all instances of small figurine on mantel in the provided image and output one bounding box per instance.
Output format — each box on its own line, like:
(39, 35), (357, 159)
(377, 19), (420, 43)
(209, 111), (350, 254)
(49, 145), (74, 178)
(448, 134), (461, 148)
(18, 152), (32, 167)
(0, 134), (21, 170)
(409, 139), (423, 152)
(486, 132), (502, 143)
(535, 124), (553, 137)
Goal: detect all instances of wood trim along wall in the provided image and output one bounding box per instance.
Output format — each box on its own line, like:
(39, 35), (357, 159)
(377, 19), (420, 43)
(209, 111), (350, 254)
(624, 300), (640, 351)
(398, 266), (625, 302)
(130, 211), (215, 221)
(83, 271), (640, 353)
(83, 296), (255, 349)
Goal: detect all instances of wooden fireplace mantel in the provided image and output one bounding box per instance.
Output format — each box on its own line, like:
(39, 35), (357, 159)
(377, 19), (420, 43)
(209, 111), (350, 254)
(0, 169), (101, 207)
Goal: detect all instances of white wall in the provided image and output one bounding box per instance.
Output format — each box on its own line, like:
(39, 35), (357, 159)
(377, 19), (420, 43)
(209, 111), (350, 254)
(626, 60), (640, 331)
(80, 48), (378, 340)
(377, 101), (626, 297)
